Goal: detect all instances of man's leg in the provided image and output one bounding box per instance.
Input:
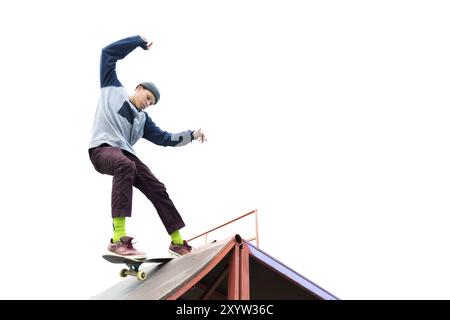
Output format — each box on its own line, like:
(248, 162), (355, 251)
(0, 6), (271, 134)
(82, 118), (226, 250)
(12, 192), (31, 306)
(128, 154), (192, 256)
(89, 145), (136, 218)
(89, 146), (146, 257)
(124, 152), (186, 236)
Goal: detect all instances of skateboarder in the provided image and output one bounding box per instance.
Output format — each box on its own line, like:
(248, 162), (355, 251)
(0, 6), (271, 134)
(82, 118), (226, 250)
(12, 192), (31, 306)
(88, 35), (207, 259)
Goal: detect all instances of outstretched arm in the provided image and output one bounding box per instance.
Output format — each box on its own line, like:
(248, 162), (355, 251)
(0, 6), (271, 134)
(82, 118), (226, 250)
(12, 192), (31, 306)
(142, 113), (195, 147)
(100, 35), (152, 88)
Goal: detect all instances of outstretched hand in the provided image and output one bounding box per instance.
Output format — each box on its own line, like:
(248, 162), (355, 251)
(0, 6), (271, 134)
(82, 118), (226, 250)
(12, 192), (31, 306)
(193, 128), (207, 143)
(140, 36), (153, 50)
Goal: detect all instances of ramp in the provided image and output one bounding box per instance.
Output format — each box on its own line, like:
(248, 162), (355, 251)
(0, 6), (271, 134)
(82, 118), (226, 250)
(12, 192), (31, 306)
(93, 234), (338, 300)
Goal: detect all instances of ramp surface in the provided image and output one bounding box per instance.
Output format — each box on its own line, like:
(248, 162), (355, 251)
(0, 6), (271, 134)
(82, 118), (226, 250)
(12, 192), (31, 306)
(93, 239), (234, 300)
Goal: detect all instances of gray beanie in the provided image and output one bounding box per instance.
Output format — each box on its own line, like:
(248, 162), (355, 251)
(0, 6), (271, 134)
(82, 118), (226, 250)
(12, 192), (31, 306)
(137, 82), (160, 104)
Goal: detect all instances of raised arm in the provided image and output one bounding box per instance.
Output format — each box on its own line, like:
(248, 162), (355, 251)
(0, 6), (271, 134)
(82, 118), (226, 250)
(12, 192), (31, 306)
(100, 35), (150, 88)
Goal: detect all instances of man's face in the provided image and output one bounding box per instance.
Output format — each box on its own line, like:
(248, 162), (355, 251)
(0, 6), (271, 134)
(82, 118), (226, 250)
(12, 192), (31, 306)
(134, 86), (156, 110)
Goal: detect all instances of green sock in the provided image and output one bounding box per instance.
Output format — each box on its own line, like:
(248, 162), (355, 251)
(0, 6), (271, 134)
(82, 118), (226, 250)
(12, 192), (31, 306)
(112, 217), (126, 243)
(170, 230), (184, 245)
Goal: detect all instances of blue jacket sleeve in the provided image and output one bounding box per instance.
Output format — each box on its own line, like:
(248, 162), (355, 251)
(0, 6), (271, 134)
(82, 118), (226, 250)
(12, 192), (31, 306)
(100, 35), (148, 88)
(143, 113), (193, 147)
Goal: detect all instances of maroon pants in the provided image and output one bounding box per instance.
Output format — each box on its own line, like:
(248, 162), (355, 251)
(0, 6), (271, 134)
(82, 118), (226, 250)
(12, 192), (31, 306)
(88, 144), (185, 235)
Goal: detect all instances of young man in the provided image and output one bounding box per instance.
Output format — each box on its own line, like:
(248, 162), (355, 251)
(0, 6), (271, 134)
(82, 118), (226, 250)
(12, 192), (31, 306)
(88, 35), (206, 258)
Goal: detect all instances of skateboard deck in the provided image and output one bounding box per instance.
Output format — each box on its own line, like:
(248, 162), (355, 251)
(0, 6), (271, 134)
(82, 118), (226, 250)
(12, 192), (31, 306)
(103, 254), (173, 281)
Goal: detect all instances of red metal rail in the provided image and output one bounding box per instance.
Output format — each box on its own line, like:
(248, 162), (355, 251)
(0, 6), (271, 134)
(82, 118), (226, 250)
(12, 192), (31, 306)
(188, 209), (260, 248)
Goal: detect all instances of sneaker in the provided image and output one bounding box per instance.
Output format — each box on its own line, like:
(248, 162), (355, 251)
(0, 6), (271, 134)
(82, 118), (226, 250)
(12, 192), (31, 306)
(168, 240), (193, 257)
(108, 236), (146, 259)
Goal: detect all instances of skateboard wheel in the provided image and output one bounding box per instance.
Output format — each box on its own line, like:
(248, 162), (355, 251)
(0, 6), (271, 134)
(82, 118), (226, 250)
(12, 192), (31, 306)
(119, 269), (128, 278)
(136, 271), (147, 281)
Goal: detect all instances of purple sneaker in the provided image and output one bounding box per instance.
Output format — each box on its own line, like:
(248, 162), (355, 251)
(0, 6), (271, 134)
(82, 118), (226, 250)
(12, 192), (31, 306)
(169, 240), (193, 257)
(108, 236), (146, 259)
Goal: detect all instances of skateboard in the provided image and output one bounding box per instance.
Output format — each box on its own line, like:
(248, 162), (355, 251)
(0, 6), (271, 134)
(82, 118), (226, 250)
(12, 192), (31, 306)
(103, 254), (173, 281)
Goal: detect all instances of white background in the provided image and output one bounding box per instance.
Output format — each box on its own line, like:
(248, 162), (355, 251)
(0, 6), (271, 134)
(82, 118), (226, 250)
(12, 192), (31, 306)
(0, 0), (449, 299)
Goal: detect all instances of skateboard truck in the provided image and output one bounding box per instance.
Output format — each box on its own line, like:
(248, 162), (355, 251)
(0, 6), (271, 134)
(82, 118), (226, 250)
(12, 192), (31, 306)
(120, 262), (147, 281)
(103, 255), (173, 281)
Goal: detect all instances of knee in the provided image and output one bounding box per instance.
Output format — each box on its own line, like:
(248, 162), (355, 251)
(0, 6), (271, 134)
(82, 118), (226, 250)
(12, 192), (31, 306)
(114, 160), (136, 176)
